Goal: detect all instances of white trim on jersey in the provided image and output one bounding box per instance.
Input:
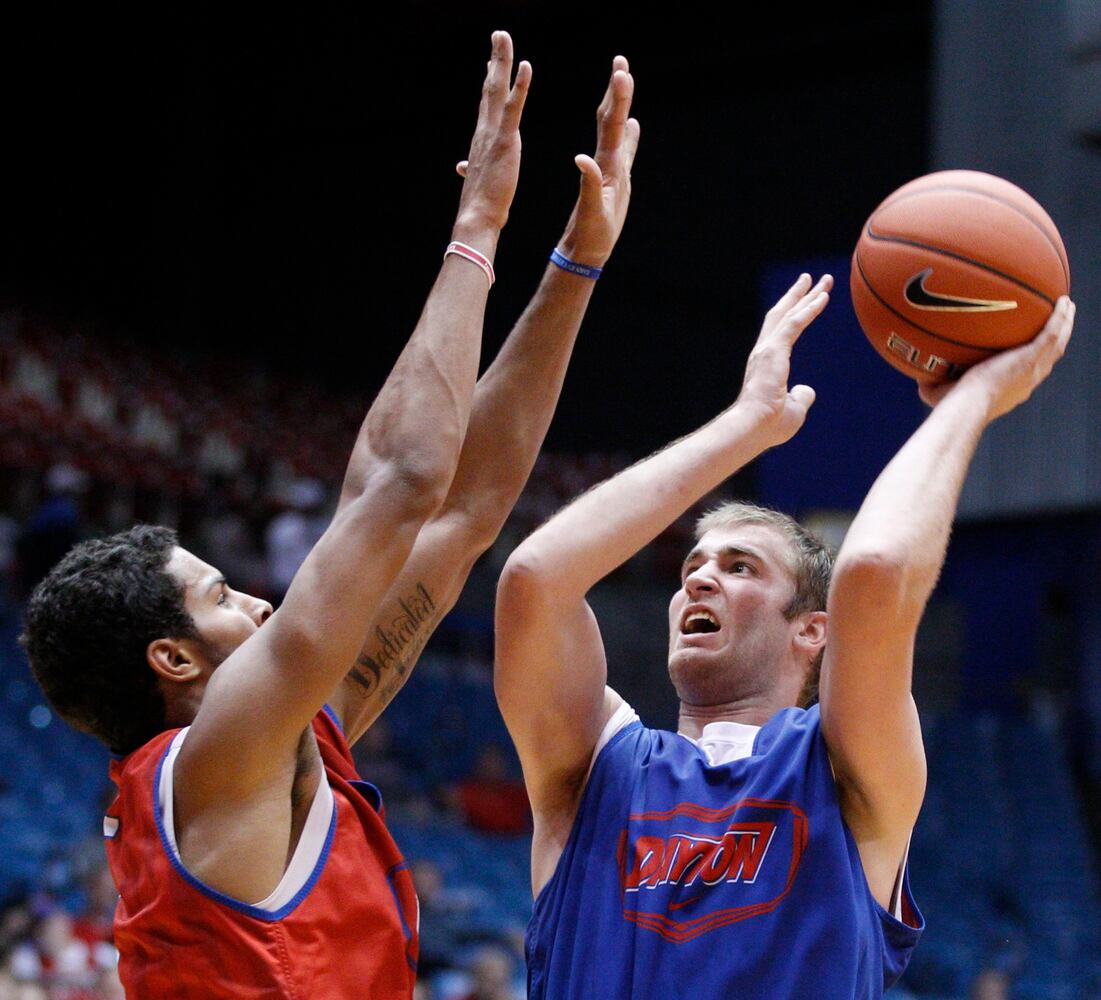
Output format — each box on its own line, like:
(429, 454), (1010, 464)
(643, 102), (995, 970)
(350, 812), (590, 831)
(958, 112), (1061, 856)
(158, 727), (336, 912)
(588, 698), (640, 779)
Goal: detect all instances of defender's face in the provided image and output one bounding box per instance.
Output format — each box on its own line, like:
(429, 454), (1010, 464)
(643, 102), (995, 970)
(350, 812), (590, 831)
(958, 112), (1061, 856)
(668, 523), (799, 705)
(166, 547), (272, 667)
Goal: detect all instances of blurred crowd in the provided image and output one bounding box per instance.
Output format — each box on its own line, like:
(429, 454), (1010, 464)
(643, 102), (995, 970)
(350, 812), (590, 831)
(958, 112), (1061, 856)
(0, 306), (674, 606)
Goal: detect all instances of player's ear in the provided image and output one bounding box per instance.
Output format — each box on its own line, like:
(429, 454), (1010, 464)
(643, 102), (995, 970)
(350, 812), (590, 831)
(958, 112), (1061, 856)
(793, 611), (827, 658)
(147, 638), (202, 684)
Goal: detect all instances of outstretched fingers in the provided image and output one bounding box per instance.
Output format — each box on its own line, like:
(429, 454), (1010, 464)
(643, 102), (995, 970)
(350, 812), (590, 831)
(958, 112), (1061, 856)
(622, 117), (641, 173)
(480, 31), (514, 120)
(574, 153), (605, 214)
(477, 32), (531, 129)
(762, 274), (832, 342)
(502, 59), (533, 131)
(595, 59), (633, 165)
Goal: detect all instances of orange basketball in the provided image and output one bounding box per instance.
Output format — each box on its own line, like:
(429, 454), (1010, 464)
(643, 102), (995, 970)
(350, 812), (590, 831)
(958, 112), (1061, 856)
(850, 170), (1069, 383)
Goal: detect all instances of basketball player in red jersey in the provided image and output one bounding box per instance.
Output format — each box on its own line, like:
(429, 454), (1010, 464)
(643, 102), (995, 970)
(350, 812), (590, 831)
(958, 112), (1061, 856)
(22, 34), (640, 998)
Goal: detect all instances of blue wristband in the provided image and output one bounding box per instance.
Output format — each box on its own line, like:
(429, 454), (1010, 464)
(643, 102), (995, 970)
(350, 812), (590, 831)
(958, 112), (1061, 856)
(549, 248), (603, 280)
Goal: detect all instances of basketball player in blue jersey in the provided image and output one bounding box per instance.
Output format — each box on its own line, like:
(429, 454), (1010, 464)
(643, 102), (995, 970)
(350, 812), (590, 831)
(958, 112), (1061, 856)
(495, 279), (1075, 998)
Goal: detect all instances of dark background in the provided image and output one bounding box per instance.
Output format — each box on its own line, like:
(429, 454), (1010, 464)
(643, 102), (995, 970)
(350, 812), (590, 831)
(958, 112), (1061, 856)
(0, 4), (931, 453)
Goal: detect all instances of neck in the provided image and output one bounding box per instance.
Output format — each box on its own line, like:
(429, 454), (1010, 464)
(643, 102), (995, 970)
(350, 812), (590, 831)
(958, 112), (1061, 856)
(161, 682), (204, 731)
(676, 697), (775, 738)
(677, 672), (812, 738)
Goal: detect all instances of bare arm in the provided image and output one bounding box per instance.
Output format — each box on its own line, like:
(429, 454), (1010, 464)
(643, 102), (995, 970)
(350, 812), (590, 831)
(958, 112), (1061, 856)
(177, 33), (531, 811)
(330, 58), (642, 744)
(495, 275), (832, 832)
(821, 297), (1074, 908)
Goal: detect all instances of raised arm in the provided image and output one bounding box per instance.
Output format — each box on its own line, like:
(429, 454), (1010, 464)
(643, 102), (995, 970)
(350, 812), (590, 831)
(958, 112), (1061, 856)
(178, 33), (531, 803)
(820, 297), (1074, 909)
(494, 276), (831, 847)
(330, 58), (641, 744)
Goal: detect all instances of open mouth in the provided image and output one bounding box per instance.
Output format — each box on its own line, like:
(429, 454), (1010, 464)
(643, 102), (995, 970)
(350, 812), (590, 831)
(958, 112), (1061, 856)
(681, 610), (720, 635)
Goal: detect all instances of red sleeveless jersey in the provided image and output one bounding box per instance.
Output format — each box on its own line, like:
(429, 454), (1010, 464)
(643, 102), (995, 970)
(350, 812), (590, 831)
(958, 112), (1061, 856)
(105, 708), (419, 999)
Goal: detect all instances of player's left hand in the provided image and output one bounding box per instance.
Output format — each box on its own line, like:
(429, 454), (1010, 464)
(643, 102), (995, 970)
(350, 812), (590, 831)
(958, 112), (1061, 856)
(736, 272), (833, 446)
(555, 56), (641, 268)
(919, 295), (1074, 420)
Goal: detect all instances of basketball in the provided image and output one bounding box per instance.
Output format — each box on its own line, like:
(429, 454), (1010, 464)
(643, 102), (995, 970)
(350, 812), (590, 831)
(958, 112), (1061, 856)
(850, 170), (1070, 383)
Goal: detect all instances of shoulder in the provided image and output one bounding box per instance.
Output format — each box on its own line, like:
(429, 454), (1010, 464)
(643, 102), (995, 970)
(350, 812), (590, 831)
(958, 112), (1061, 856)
(755, 704), (823, 753)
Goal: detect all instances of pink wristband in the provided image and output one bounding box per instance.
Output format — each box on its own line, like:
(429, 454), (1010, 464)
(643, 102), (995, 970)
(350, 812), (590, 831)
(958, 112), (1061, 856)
(444, 241), (495, 285)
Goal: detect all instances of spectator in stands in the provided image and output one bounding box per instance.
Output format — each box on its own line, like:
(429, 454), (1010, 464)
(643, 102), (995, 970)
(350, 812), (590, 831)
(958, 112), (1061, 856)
(350, 716), (428, 818)
(70, 865), (115, 960)
(448, 744), (530, 835)
(0, 970), (47, 1000)
(264, 478), (328, 604)
(91, 967), (124, 1000)
(192, 480), (267, 599)
(456, 944), (520, 1000)
(411, 859), (481, 977)
(970, 967), (1011, 1000)
(17, 465), (88, 595)
(7, 906), (99, 998)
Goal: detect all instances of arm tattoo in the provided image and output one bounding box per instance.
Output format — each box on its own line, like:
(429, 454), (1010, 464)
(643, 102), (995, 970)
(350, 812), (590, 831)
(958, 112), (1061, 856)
(347, 583), (438, 707)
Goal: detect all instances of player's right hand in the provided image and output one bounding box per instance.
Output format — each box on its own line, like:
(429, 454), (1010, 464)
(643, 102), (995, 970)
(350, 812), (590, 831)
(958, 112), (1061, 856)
(453, 31), (532, 236)
(736, 273), (832, 446)
(918, 296), (1074, 420)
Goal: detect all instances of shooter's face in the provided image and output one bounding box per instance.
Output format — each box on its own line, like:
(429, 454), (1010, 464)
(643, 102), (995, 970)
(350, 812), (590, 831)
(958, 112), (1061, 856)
(667, 523), (800, 706)
(167, 547), (272, 671)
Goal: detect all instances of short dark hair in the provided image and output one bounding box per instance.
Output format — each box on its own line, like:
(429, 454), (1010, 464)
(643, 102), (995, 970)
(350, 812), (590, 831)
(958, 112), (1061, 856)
(694, 501), (834, 707)
(21, 525), (197, 756)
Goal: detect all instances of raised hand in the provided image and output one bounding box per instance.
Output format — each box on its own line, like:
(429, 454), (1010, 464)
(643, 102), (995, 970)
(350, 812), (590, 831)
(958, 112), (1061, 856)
(454, 31), (532, 236)
(736, 273), (832, 445)
(557, 56), (641, 268)
(918, 296), (1074, 419)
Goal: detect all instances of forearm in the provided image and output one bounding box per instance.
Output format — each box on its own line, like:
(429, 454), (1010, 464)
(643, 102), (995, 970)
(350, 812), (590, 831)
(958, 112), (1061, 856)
(511, 402), (779, 594)
(440, 264), (596, 529)
(338, 220), (499, 509)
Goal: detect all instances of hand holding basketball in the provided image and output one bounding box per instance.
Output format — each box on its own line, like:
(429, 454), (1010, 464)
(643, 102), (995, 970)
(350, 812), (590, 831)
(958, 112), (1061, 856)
(851, 170), (1070, 384)
(737, 273), (832, 445)
(919, 296), (1074, 419)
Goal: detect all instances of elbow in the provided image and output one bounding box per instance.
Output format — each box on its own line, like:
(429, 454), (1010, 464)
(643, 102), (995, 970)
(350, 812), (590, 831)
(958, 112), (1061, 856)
(830, 549), (931, 619)
(379, 454), (458, 521)
(365, 417), (464, 518)
(442, 486), (519, 556)
(497, 546), (555, 615)
(833, 548), (908, 586)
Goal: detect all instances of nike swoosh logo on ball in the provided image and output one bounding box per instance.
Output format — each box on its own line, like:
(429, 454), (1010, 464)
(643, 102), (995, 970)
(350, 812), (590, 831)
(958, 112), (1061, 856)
(903, 268), (1018, 312)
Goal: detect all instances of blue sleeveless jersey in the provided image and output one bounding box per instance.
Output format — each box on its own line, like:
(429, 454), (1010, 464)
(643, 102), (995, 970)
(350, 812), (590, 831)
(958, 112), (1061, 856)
(526, 706), (923, 999)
